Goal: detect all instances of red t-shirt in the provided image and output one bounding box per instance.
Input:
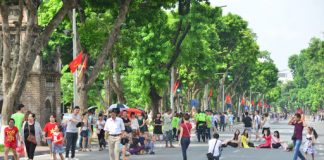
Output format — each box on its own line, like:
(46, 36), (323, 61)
(44, 122), (58, 138)
(52, 132), (63, 145)
(181, 122), (192, 138)
(4, 126), (19, 145)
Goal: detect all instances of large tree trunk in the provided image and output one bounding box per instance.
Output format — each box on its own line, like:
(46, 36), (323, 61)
(1, 0), (77, 125)
(104, 78), (112, 107)
(150, 86), (161, 119)
(203, 83), (209, 110)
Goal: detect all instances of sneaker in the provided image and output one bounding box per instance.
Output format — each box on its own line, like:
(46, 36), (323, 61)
(149, 151), (155, 155)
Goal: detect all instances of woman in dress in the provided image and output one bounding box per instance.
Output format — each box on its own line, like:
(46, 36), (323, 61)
(303, 127), (318, 160)
(96, 113), (106, 151)
(256, 129), (271, 148)
(241, 129), (254, 148)
(137, 113), (148, 134)
(153, 113), (163, 141)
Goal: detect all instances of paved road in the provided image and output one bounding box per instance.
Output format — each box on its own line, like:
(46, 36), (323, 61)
(26, 120), (324, 160)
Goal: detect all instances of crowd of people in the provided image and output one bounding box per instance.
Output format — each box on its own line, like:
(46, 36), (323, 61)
(1, 103), (322, 160)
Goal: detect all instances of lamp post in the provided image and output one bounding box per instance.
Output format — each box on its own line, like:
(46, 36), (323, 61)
(72, 9), (77, 108)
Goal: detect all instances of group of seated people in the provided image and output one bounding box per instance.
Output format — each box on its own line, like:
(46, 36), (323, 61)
(121, 130), (155, 156)
(222, 129), (287, 149)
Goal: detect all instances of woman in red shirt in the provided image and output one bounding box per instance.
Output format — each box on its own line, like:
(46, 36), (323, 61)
(256, 129), (272, 148)
(43, 114), (58, 158)
(178, 113), (192, 160)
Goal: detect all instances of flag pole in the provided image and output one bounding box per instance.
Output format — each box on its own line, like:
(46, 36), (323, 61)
(73, 9), (78, 108)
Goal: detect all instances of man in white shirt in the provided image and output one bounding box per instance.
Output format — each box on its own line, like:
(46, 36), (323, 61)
(208, 133), (222, 160)
(104, 108), (125, 160)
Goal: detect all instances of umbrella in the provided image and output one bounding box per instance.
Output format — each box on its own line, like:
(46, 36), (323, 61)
(126, 108), (143, 116)
(87, 106), (98, 111)
(108, 104), (129, 111)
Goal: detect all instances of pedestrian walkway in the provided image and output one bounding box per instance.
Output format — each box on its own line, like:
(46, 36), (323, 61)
(3, 120), (322, 160)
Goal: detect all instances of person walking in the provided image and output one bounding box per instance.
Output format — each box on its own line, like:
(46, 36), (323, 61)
(171, 113), (180, 141)
(96, 113), (106, 151)
(207, 133), (222, 160)
(4, 118), (22, 160)
(178, 114), (192, 160)
(11, 104), (26, 133)
(196, 109), (207, 142)
(254, 110), (262, 141)
(65, 106), (81, 160)
(261, 113), (271, 136)
(52, 125), (64, 160)
(104, 108), (125, 160)
(219, 113), (225, 132)
(289, 113), (306, 160)
(80, 113), (90, 152)
(21, 113), (43, 160)
(242, 112), (252, 141)
(206, 111), (212, 140)
(163, 110), (174, 148)
(43, 114), (58, 159)
(153, 113), (163, 141)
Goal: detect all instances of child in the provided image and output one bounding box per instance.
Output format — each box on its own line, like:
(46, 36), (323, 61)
(52, 125), (65, 160)
(144, 133), (155, 154)
(303, 127), (318, 160)
(256, 129), (271, 148)
(4, 118), (21, 160)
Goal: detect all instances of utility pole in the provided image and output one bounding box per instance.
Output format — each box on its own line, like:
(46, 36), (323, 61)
(170, 67), (175, 112)
(72, 9), (77, 108)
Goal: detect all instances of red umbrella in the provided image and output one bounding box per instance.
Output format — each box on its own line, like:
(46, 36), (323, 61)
(126, 108), (143, 116)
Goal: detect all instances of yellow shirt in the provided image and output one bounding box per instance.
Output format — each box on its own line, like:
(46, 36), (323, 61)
(241, 135), (249, 148)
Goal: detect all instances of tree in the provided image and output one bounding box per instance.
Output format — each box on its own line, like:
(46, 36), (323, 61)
(0, 0), (78, 124)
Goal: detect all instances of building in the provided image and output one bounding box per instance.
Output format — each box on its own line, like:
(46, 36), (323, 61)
(278, 69), (293, 84)
(0, 5), (61, 128)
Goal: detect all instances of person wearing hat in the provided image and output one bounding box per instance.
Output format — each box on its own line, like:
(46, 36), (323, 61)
(104, 108), (125, 160)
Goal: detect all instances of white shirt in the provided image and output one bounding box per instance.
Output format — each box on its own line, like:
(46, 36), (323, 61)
(208, 139), (222, 156)
(130, 118), (139, 130)
(104, 117), (125, 134)
(163, 113), (172, 131)
(97, 119), (106, 130)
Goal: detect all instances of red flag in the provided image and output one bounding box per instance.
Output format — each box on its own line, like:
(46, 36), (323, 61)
(69, 51), (83, 73)
(78, 55), (88, 81)
(225, 95), (231, 104)
(241, 98), (245, 105)
(173, 80), (180, 94)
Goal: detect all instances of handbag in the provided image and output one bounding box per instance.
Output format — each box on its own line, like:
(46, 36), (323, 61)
(206, 139), (220, 160)
(27, 124), (37, 144)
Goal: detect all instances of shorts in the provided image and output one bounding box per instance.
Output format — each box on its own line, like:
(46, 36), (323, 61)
(52, 144), (64, 153)
(5, 141), (17, 149)
(81, 130), (89, 137)
(47, 139), (52, 145)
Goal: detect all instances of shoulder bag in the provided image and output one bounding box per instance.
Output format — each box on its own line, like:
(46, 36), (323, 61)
(27, 124), (37, 144)
(206, 139), (220, 160)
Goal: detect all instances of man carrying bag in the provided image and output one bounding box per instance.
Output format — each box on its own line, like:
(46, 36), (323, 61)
(207, 133), (222, 160)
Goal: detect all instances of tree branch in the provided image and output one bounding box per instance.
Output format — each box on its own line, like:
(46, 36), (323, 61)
(85, 0), (132, 89)
(166, 23), (191, 70)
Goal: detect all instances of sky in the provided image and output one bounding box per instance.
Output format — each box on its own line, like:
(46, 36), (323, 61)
(209, 0), (324, 71)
